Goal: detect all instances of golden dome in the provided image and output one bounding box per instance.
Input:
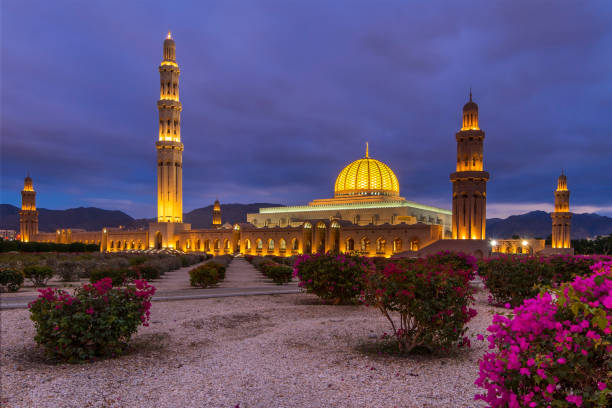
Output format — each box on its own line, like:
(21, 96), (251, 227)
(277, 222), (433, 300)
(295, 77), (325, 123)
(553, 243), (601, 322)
(334, 144), (400, 197)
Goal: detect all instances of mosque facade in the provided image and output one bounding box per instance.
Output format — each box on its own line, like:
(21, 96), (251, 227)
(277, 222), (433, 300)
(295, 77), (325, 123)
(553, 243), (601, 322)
(19, 34), (572, 258)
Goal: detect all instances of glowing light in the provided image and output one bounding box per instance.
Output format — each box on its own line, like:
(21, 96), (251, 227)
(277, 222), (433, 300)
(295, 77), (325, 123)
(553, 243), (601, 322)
(167, 31), (172, 40)
(160, 61), (178, 67)
(334, 149), (400, 197)
(522, 240), (528, 246)
(258, 200), (450, 215)
(491, 240), (497, 246)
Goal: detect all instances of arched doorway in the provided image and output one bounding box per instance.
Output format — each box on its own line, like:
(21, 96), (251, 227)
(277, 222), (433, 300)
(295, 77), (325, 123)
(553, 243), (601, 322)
(330, 221), (340, 253)
(316, 222), (326, 253)
(155, 232), (162, 249)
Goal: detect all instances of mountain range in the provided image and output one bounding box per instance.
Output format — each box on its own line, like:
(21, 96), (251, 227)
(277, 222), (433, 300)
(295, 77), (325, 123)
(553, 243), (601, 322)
(2, 204), (611, 239)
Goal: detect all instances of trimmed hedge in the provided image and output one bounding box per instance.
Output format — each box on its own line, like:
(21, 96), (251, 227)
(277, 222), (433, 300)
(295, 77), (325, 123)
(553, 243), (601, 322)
(247, 256), (293, 284)
(478, 255), (612, 306)
(189, 262), (226, 288)
(0, 240), (99, 252)
(0, 269), (24, 292)
(23, 265), (54, 287)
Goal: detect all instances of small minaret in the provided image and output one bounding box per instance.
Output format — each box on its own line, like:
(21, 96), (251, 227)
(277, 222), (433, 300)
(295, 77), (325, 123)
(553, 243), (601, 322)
(450, 91), (490, 240)
(551, 172), (572, 249)
(212, 199), (222, 225)
(19, 175), (39, 242)
(156, 31), (184, 223)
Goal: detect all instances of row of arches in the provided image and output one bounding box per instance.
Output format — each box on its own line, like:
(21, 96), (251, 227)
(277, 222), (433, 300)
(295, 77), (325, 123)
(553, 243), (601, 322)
(344, 237), (418, 254)
(108, 240), (145, 251)
(243, 237), (300, 253)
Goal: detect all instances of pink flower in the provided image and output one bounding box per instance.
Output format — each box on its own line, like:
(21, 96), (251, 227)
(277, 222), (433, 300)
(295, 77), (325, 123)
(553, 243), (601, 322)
(527, 358), (535, 366)
(519, 367), (530, 376)
(86, 307), (94, 315)
(597, 382), (606, 390)
(565, 395), (582, 407)
(556, 357), (566, 364)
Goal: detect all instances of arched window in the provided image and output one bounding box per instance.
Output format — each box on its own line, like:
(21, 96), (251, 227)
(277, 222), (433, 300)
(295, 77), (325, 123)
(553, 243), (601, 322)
(110, 241), (114, 249)
(360, 237), (370, 251)
(410, 238), (419, 251)
(376, 237), (386, 253)
(346, 237), (355, 251)
(291, 238), (299, 251)
(224, 239), (230, 250)
(204, 240), (210, 251)
(268, 239), (275, 250)
(280, 238), (286, 250)
(245, 239), (251, 250)
(393, 238), (402, 253)
(256, 238), (263, 250)
(214, 239), (220, 250)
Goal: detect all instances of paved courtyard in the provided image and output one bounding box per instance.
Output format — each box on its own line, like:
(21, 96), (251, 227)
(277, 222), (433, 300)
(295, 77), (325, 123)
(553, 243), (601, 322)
(0, 257), (299, 309)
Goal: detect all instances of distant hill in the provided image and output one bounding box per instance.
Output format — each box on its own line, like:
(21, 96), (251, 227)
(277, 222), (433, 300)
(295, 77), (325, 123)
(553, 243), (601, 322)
(0, 204), (135, 232)
(0, 203), (282, 232)
(487, 210), (612, 239)
(185, 203), (283, 228)
(3, 204), (610, 239)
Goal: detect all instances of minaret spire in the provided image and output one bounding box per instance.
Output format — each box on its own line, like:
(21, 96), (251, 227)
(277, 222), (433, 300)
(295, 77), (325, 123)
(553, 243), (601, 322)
(365, 142), (369, 158)
(450, 93), (489, 240)
(156, 31), (184, 223)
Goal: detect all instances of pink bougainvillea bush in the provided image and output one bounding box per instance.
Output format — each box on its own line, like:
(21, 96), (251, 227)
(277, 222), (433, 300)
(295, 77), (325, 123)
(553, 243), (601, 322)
(293, 253), (371, 304)
(475, 261), (612, 407)
(361, 259), (477, 353)
(29, 277), (155, 363)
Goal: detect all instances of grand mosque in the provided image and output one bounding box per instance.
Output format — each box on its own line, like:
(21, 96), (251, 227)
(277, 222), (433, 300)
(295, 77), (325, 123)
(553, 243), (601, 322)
(18, 34), (573, 257)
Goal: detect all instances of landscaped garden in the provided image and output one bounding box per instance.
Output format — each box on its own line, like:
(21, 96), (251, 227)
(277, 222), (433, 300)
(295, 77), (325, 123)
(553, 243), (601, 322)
(1, 251), (610, 407)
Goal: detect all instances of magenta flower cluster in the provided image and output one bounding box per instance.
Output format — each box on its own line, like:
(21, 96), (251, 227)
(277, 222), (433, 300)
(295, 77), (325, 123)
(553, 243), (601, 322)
(475, 261), (612, 407)
(29, 277), (156, 362)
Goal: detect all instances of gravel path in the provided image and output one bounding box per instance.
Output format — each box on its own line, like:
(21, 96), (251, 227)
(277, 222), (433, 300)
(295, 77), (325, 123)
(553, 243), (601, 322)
(0, 288), (498, 408)
(1, 258), (299, 309)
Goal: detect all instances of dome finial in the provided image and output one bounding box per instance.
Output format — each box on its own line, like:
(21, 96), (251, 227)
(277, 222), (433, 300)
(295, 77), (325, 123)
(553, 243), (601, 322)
(469, 87), (472, 102)
(365, 142), (369, 158)
(167, 31), (172, 40)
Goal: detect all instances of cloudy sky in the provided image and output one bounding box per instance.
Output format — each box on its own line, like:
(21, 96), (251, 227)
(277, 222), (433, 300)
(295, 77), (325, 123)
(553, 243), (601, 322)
(1, 0), (611, 218)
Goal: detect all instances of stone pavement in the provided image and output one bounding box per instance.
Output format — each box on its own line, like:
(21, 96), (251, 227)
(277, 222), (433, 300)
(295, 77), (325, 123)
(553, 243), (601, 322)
(0, 257), (299, 309)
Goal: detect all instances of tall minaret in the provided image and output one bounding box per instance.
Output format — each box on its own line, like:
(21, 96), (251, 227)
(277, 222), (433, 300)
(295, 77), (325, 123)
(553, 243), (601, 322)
(212, 199), (222, 225)
(19, 175), (38, 242)
(156, 31), (183, 223)
(450, 92), (489, 240)
(551, 172), (572, 249)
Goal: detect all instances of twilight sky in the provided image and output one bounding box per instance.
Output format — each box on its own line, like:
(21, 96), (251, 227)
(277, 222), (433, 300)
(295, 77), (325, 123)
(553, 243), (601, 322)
(1, 0), (611, 219)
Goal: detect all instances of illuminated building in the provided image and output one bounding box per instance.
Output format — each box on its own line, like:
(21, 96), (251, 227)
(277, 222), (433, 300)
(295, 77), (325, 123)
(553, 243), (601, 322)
(156, 31), (183, 223)
(19, 175), (38, 242)
(22, 34), (498, 258)
(450, 92), (489, 240)
(212, 200), (222, 225)
(551, 172), (572, 249)
(247, 143), (452, 235)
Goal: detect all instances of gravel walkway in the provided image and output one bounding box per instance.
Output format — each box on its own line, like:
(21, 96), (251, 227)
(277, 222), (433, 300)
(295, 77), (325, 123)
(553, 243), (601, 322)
(0, 289), (498, 407)
(1, 258), (299, 309)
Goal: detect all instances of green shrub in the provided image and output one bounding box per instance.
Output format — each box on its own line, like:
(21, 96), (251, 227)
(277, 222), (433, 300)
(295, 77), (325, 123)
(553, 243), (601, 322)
(294, 253), (368, 304)
(28, 278), (156, 363)
(0, 269), (24, 292)
(130, 265), (161, 281)
(89, 268), (131, 286)
(189, 262), (225, 288)
(56, 261), (80, 282)
(362, 259), (476, 353)
(478, 255), (608, 306)
(264, 264), (293, 284)
(23, 265), (54, 287)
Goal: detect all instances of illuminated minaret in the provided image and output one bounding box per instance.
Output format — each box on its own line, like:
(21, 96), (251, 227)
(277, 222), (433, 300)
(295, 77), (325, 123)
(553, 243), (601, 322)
(551, 172), (572, 249)
(212, 199), (222, 225)
(156, 31), (183, 223)
(19, 175), (38, 242)
(450, 92), (489, 240)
